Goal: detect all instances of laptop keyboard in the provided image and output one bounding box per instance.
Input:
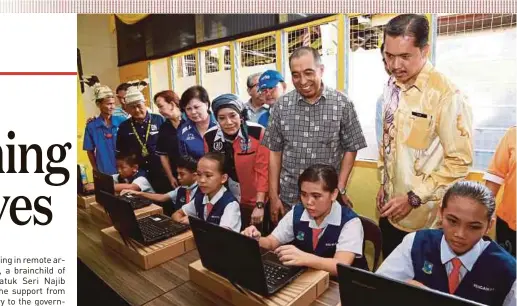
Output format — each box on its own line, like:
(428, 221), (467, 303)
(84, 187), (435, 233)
(264, 262), (290, 288)
(120, 194), (152, 209)
(138, 217), (189, 241)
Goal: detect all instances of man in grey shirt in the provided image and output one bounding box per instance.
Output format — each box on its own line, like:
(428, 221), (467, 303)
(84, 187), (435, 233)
(244, 72), (268, 123)
(262, 47), (367, 223)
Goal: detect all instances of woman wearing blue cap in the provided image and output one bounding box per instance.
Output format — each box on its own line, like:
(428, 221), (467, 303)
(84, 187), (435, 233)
(204, 93), (270, 231)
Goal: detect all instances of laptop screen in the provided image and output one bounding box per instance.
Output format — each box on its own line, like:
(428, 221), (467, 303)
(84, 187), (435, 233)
(336, 264), (485, 306)
(92, 170), (115, 206)
(100, 191), (140, 240)
(189, 216), (269, 296)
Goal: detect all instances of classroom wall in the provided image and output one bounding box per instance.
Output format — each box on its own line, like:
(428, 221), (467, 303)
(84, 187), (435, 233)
(118, 60), (151, 107)
(77, 14), (120, 180)
(77, 14), (120, 119)
(149, 58), (171, 103)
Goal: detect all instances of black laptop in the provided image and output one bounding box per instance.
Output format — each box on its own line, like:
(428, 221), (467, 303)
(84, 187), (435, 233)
(92, 169), (152, 210)
(101, 191), (190, 246)
(337, 264), (486, 306)
(77, 165), (94, 196)
(189, 216), (306, 296)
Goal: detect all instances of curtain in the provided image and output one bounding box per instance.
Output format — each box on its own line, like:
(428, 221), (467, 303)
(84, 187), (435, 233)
(109, 14), (149, 32)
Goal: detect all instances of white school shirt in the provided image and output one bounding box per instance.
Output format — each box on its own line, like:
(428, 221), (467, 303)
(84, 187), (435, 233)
(376, 232), (516, 306)
(271, 201), (364, 256)
(112, 174), (155, 193)
(182, 186), (241, 232)
(166, 183), (199, 204)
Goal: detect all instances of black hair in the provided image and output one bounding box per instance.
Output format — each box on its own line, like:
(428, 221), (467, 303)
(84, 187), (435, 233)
(176, 156), (197, 173)
(384, 14), (429, 48)
(116, 83), (130, 94)
(115, 152), (140, 167)
(179, 85), (211, 111)
(199, 152), (226, 175)
(298, 164), (338, 193)
(442, 181), (496, 220)
(289, 46), (322, 69)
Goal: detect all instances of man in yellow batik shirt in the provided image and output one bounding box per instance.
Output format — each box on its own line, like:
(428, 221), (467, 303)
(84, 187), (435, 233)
(376, 14), (473, 258)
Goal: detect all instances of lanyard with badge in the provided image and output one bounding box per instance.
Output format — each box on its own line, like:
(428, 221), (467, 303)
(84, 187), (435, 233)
(130, 119), (151, 157)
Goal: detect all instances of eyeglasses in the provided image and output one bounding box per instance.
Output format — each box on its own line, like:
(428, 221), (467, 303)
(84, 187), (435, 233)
(248, 83), (258, 89)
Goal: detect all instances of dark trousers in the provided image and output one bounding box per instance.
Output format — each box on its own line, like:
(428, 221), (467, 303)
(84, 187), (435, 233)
(496, 216), (516, 257)
(379, 217), (410, 259)
(241, 204), (273, 236)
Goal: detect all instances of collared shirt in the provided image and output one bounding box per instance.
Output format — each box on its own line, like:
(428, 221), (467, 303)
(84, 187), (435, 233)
(112, 173), (155, 193)
(378, 61), (474, 232)
(116, 112), (165, 171)
(484, 127), (516, 231)
(262, 85), (367, 206)
(156, 119), (181, 178)
(376, 232), (516, 306)
(182, 186), (241, 232)
(258, 111), (270, 127)
(245, 99), (269, 123)
(83, 115), (126, 175)
(271, 201), (364, 255)
(112, 106), (129, 119)
(166, 182), (199, 203)
(177, 116), (217, 161)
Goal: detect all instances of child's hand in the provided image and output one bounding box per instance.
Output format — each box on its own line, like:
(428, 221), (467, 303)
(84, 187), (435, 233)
(84, 183), (94, 192)
(179, 216), (190, 225)
(120, 189), (139, 196)
(406, 279), (428, 288)
(241, 226), (261, 240)
(274, 245), (311, 267)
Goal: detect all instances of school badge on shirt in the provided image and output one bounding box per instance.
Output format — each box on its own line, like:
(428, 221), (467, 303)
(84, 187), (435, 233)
(422, 261), (433, 275)
(213, 141), (223, 151)
(240, 138), (251, 151)
(296, 231), (305, 241)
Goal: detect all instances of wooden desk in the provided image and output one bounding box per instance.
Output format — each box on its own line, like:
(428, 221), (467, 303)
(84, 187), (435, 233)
(78, 208), (340, 306)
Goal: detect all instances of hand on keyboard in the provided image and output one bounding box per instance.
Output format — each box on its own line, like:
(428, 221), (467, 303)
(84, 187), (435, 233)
(179, 216), (190, 225)
(120, 189), (141, 196)
(274, 245), (310, 267)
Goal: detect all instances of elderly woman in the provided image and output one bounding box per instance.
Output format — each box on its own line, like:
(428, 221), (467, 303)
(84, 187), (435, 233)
(154, 90), (183, 189)
(116, 87), (168, 193)
(177, 86), (217, 161)
(203, 93), (270, 230)
(83, 84), (126, 175)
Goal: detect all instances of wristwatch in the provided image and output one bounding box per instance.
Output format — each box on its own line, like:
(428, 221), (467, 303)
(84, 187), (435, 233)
(339, 187), (347, 195)
(256, 201), (265, 209)
(407, 191), (422, 208)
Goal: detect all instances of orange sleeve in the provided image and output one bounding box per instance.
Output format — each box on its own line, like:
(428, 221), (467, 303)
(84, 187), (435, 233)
(487, 130), (511, 179)
(254, 129), (270, 193)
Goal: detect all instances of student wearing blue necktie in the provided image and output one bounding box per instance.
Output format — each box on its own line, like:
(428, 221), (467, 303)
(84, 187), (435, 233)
(242, 164), (364, 276)
(376, 181), (516, 306)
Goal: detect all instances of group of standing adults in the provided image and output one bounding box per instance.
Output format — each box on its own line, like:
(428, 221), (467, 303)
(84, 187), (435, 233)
(83, 14), (515, 259)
